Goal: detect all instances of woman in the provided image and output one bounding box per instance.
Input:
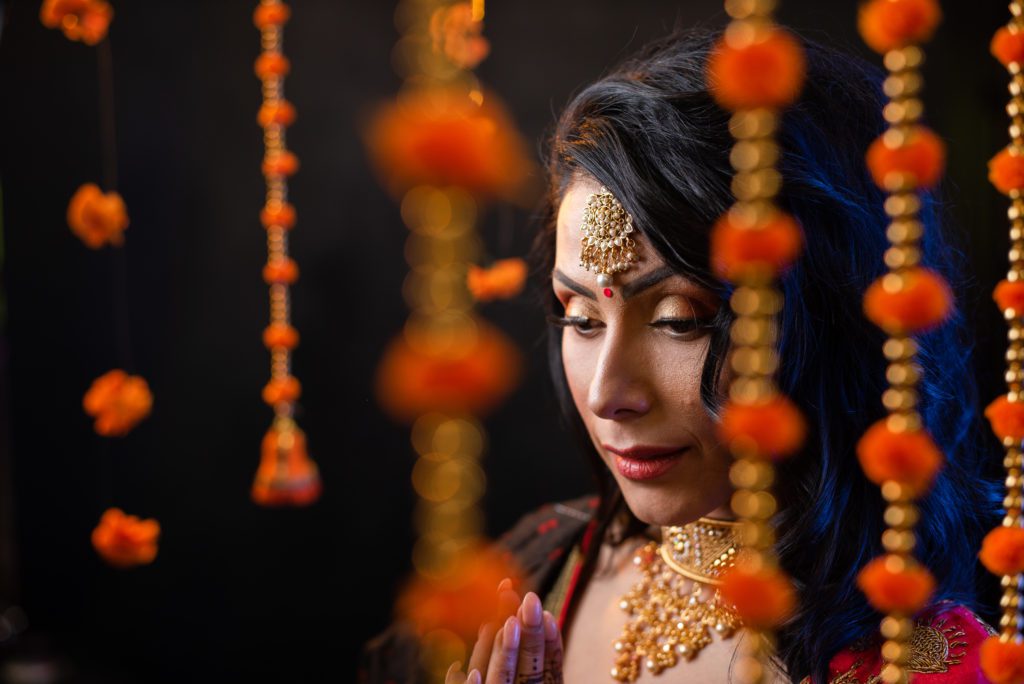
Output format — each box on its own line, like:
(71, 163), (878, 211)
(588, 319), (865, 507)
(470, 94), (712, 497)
(362, 28), (1000, 684)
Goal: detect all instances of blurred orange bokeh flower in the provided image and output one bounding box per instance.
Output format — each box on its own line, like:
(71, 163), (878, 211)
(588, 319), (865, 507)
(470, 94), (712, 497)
(91, 508), (159, 568)
(981, 635), (1024, 684)
(430, 2), (490, 70)
(858, 0), (941, 55)
(376, 320), (521, 423)
(856, 419), (943, 496)
(719, 562), (796, 629)
(706, 28), (805, 111)
(863, 267), (953, 335)
(365, 87), (533, 202)
(992, 26), (1024, 70)
(397, 544), (522, 641)
(467, 259), (528, 302)
(83, 369), (152, 436)
(67, 183), (129, 248)
(856, 555), (935, 613)
(40, 0), (113, 45)
(252, 420), (320, 506)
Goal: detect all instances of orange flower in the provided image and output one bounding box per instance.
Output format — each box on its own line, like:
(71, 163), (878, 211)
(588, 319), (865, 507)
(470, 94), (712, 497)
(258, 100), (296, 128)
(858, 0), (941, 54)
(706, 27), (805, 111)
(979, 526), (1024, 576)
(429, 2), (490, 70)
(263, 323), (300, 350)
(990, 147), (1024, 196)
(995, 280), (1024, 315)
(856, 555), (935, 613)
(856, 419), (943, 495)
(260, 201), (297, 230)
(40, 0), (113, 45)
(719, 563), (796, 629)
(91, 508), (159, 568)
(262, 257), (299, 284)
(467, 259), (528, 302)
(718, 395), (806, 461)
(253, 2), (290, 29)
(866, 126), (945, 190)
(252, 421), (320, 506)
(986, 395), (1024, 441)
(863, 267), (953, 335)
(365, 86), (533, 201)
(709, 211), (803, 282)
(993, 27), (1024, 70)
(262, 375), (301, 405)
(262, 151), (300, 177)
(375, 320), (521, 423)
(981, 636), (1024, 684)
(83, 369), (153, 437)
(254, 52), (291, 80)
(67, 183), (129, 248)
(397, 543), (522, 640)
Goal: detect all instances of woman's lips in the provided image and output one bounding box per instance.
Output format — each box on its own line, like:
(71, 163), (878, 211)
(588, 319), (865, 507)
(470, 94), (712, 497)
(604, 445), (689, 481)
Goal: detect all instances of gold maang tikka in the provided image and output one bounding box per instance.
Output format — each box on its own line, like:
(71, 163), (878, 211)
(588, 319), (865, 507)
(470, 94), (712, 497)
(580, 187), (639, 298)
(611, 518), (742, 682)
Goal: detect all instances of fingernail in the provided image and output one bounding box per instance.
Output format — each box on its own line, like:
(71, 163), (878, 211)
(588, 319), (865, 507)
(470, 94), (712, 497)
(523, 592), (543, 628)
(504, 616), (521, 649)
(543, 610), (558, 640)
(497, 577), (511, 592)
(446, 661), (462, 677)
(467, 670), (482, 684)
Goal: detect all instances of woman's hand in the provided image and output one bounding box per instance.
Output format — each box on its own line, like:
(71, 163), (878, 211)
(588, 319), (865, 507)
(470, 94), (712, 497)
(445, 580), (564, 684)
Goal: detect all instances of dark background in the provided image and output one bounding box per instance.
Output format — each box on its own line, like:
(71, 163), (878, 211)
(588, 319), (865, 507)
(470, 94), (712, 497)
(0, 0), (1011, 682)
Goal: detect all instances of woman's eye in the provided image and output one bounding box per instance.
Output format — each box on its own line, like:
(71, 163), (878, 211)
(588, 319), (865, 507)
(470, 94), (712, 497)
(547, 314), (602, 337)
(650, 318), (713, 338)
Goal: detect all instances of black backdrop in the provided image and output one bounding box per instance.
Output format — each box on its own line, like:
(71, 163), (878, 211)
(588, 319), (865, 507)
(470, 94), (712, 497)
(0, 1), (1010, 682)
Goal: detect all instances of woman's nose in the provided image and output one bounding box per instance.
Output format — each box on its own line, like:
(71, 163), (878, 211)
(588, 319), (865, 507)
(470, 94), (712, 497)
(586, 332), (653, 420)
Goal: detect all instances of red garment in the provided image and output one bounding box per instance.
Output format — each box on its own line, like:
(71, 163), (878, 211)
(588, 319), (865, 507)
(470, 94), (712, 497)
(798, 601), (996, 684)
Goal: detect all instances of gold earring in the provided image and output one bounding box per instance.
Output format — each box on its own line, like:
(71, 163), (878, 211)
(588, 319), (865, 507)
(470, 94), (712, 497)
(579, 187), (639, 297)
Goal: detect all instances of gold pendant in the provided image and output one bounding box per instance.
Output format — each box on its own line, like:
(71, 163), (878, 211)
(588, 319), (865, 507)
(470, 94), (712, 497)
(611, 519), (743, 682)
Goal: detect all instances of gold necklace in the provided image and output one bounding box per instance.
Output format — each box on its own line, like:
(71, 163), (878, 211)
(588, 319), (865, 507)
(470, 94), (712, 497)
(611, 517), (742, 682)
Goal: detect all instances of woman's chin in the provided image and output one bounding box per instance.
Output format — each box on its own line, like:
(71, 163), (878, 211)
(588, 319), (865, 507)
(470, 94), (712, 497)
(619, 486), (711, 528)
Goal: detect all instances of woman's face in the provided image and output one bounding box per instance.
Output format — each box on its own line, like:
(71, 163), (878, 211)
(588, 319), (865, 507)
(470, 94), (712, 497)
(553, 176), (734, 527)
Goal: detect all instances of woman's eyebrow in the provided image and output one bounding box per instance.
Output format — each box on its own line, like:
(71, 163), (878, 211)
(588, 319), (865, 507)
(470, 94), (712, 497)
(621, 266), (677, 300)
(552, 269), (596, 299)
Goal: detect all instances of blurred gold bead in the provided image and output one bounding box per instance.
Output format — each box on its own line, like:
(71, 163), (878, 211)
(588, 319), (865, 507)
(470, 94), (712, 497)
(884, 503), (919, 528)
(881, 616), (914, 640)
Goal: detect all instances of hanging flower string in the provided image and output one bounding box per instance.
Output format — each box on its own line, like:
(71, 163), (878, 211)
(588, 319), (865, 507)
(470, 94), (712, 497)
(980, 5), (1024, 683)
(250, 0), (320, 507)
(854, 2), (951, 683)
(705, 2), (806, 683)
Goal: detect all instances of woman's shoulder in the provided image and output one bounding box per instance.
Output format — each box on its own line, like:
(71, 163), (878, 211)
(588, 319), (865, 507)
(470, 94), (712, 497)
(798, 600), (997, 684)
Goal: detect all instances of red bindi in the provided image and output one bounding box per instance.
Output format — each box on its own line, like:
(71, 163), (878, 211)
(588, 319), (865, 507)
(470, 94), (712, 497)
(603, 288), (613, 298)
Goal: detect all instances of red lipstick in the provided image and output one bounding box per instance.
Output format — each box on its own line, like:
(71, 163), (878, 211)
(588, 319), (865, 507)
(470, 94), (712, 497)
(603, 445), (689, 482)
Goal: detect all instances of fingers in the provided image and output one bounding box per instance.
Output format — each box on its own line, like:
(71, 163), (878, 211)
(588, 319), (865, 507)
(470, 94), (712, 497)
(514, 593), (546, 683)
(468, 622), (498, 676)
(542, 610), (564, 684)
(446, 661), (468, 684)
(484, 616), (521, 684)
(467, 670), (482, 684)
(497, 577), (521, 621)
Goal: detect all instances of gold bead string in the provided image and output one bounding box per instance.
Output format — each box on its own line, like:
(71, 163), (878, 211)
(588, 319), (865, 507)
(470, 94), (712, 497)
(992, 0), (1024, 648)
(860, 19), (938, 684)
(720, 2), (799, 683)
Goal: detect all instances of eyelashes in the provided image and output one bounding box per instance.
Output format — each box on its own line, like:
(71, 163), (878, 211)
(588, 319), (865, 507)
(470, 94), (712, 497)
(546, 315), (715, 339)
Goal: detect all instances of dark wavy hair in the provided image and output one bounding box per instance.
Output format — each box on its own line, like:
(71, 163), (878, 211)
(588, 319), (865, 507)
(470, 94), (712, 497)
(532, 27), (1001, 684)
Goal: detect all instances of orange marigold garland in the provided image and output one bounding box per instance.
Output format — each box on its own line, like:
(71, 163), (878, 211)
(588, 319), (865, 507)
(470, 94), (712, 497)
(83, 369), (152, 437)
(66, 182), (129, 248)
(91, 507), (159, 568)
(981, 5), (1024, 682)
(40, 0), (113, 45)
(706, 2), (805, 682)
(252, 0), (319, 507)
(856, 3), (948, 682)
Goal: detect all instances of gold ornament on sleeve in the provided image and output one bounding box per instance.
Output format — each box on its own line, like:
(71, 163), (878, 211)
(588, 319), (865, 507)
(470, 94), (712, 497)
(579, 187), (639, 297)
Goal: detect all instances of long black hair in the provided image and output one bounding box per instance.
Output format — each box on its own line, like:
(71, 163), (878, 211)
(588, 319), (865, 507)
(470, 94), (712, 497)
(532, 27), (1001, 683)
